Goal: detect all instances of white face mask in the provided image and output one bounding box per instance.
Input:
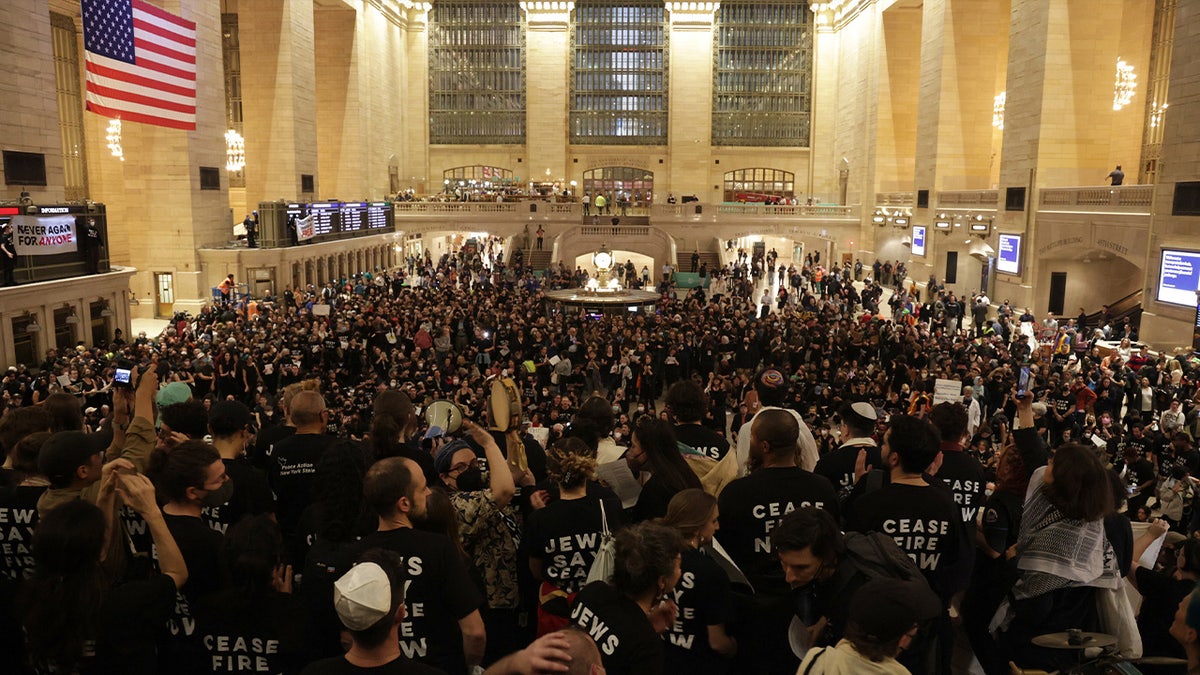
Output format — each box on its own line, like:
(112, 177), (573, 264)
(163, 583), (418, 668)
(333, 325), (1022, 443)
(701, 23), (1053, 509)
(637, 406), (645, 413)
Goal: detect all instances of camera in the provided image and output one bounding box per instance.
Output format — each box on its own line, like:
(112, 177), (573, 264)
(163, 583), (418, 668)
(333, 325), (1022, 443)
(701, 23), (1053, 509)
(112, 358), (136, 387)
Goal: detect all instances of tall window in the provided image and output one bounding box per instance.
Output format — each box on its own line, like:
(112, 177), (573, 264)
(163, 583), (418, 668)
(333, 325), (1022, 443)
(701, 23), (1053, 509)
(723, 168), (794, 202)
(712, 1), (813, 147)
(51, 13), (88, 201)
(429, 1), (526, 144)
(221, 13), (245, 187)
(571, 1), (668, 145)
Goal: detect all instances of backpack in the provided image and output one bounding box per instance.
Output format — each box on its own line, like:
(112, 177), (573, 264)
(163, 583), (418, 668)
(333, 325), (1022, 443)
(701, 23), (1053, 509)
(839, 531), (929, 589)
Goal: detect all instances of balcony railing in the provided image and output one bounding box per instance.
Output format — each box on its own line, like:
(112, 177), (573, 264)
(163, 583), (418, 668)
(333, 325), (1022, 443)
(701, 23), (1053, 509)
(1037, 185), (1152, 212)
(936, 190), (999, 208)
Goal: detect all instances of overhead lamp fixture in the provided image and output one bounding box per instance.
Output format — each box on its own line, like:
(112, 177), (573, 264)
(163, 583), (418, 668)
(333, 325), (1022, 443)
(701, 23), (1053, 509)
(105, 119), (123, 161)
(64, 304), (79, 324)
(225, 129), (245, 172)
(24, 313), (41, 333)
(100, 302), (114, 318)
(1113, 58), (1137, 111)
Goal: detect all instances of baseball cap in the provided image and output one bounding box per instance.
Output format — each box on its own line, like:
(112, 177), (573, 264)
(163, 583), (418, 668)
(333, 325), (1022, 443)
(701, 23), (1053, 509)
(848, 578), (941, 643)
(38, 431), (106, 487)
(156, 381), (192, 408)
(333, 562), (392, 631)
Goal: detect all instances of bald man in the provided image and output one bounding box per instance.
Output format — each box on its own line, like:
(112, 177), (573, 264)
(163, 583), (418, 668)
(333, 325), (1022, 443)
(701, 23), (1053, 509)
(265, 389), (337, 542)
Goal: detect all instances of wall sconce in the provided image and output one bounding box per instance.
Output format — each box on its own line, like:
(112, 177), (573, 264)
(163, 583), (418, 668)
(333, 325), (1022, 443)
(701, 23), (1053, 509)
(105, 119), (124, 161)
(1150, 101), (1168, 128)
(1113, 58), (1137, 111)
(934, 213), (951, 230)
(24, 312), (41, 333)
(225, 129), (245, 172)
(871, 211), (886, 226)
(64, 304), (79, 324)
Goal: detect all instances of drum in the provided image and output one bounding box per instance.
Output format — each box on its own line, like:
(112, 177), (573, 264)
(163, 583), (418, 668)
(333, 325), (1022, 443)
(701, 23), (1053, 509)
(490, 378), (522, 432)
(424, 400), (463, 435)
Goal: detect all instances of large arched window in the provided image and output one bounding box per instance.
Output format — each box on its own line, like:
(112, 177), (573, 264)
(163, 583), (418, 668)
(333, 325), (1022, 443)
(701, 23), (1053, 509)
(570, 1), (668, 145)
(723, 168), (795, 202)
(429, 1), (526, 144)
(582, 167), (654, 204)
(712, 2), (813, 147)
(443, 165), (514, 184)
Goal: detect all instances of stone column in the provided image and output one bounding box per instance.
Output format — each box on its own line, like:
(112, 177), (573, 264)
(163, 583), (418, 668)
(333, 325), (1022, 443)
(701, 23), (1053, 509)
(313, 5), (361, 201)
(240, 0), (319, 206)
(524, 4), (572, 188)
(666, 3), (717, 201)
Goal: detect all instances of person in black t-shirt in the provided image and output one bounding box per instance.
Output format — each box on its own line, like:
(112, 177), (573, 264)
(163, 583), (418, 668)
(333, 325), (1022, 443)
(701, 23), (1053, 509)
(344, 456), (485, 673)
(814, 402), (881, 507)
(661, 489), (737, 674)
(627, 417), (702, 522)
(18, 473), (187, 675)
(569, 522), (682, 675)
(301, 549), (448, 675)
(717, 409), (839, 597)
(717, 409), (838, 675)
(667, 380), (730, 461)
(147, 440), (231, 661)
(267, 391), (340, 540)
(205, 400), (275, 535)
(193, 515), (310, 675)
(0, 430), (50, 581)
(845, 415), (962, 602)
(929, 402), (986, 575)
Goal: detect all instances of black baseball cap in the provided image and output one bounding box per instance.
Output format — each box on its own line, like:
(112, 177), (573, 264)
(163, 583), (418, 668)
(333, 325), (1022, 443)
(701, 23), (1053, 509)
(848, 578), (941, 643)
(38, 431), (107, 488)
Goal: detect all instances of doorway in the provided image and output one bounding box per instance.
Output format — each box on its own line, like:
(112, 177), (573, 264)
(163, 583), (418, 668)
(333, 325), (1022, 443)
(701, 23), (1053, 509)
(1048, 272), (1067, 316)
(155, 273), (174, 318)
(945, 251), (958, 285)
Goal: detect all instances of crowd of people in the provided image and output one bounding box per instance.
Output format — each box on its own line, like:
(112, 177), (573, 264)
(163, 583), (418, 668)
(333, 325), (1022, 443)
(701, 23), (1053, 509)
(2, 243), (1200, 675)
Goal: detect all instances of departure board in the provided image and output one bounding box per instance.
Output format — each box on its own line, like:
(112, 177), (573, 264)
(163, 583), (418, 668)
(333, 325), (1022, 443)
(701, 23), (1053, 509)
(340, 202), (365, 232)
(366, 202), (390, 229)
(309, 202), (338, 236)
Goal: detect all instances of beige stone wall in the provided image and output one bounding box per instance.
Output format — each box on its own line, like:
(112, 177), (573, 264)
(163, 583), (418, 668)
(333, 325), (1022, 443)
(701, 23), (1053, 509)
(0, 0), (63, 202)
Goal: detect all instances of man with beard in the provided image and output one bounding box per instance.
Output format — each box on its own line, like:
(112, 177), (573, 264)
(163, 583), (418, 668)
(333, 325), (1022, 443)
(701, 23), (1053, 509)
(344, 457), (486, 674)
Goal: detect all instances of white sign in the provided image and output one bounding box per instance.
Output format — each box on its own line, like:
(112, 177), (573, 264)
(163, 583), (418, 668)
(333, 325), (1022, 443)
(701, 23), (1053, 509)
(295, 214), (315, 241)
(932, 378), (963, 406)
(911, 225), (926, 257)
(12, 215), (77, 255)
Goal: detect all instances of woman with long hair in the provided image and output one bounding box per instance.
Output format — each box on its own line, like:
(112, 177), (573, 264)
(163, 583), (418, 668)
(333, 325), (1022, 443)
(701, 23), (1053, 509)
(660, 489), (738, 673)
(194, 515), (310, 674)
(19, 472), (187, 674)
(525, 436), (623, 636)
(367, 389), (436, 484)
(627, 417), (702, 522)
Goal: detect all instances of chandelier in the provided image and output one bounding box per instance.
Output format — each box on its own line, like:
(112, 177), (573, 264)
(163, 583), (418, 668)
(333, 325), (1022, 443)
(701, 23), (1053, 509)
(225, 129), (245, 172)
(105, 119), (123, 161)
(1113, 58), (1137, 111)
(1150, 101), (1168, 128)
(992, 92), (1006, 130)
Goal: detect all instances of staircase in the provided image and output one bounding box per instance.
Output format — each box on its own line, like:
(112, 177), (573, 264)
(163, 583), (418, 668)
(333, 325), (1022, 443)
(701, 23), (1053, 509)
(681, 251), (722, 273)
(521, 249), (552, 270)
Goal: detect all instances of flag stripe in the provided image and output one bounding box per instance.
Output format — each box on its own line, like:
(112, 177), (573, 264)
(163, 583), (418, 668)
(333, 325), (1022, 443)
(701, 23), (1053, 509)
(133, 17), (196, 48)
(86, 81), (196, 114)
(133, 37), (195, 68)
(86, 101), (196, 130)
(86, 54), (195, 91)
(133, 0), (195, 32)
(84, 0), (196, 131)
(85, 59), (195, 99)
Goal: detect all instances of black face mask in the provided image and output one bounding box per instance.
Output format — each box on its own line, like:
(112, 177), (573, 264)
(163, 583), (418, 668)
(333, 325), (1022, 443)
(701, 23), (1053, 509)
(456, 466), (485, 492)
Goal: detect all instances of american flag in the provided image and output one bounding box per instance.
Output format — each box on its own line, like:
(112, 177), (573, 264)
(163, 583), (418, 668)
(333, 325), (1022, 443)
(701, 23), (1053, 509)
(82, 0), (197, 130)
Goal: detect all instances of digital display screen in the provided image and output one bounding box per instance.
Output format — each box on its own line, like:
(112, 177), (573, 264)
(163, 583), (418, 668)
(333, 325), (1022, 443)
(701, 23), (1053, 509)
(997, 233), (1022, 275)
(367, 202), (390, 229)
(339, 203), (365, 232)
(309, 202), (337, 237)
(911, 226), (926, 257)
(1157, 248), (1200, 307)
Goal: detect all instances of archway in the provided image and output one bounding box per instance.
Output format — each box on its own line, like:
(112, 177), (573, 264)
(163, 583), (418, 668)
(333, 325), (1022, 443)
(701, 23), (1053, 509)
(582, 167), (654, 209)
(723, 167), (795, 203)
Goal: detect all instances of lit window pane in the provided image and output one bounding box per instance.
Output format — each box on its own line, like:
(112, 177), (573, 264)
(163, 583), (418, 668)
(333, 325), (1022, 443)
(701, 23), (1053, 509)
(570, 1), (668, 145)
(429, 1), (526, 144)
(713, 2), (812, 147)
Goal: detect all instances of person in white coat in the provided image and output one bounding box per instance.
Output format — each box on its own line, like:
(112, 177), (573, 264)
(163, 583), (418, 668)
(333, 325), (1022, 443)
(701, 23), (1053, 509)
(963, 386), (982, 439)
